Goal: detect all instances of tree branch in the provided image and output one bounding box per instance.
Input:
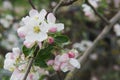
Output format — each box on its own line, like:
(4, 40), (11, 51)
(85, 0), (109, 24)
(22, 57), (34, 80)
(61, 0), (78, 6)
(53, 0), (64, 14)
(64, 10), (120, 80)
(28, 0), (36, 9)
(22, 46), (39, 80)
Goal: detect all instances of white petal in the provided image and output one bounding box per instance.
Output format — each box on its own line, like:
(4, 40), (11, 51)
(25, 32), (48, 42)
(29, 9), (38, 17)
(40, 22), (49, 32)
(60, 63), (69, 72)
(39, 9), (47, 21)
(12, 47), (20, 55)
(56, 23), (64, 31)
(38, 32), (48, 42)
(47, 13), (56, 23)
(69, 58), (80, 69)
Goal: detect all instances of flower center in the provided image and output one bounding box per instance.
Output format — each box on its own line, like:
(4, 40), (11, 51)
(35, 16), (39, 20)
(33, 26), (40, 33)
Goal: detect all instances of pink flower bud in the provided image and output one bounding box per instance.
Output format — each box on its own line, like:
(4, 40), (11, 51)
(49, 27), (57, 33)
(48, 37), (54, 44)
(68, 52), (75, 58)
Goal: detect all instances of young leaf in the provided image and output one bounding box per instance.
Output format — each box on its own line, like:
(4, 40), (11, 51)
(54, 35), (69, 44)
(34, 45), (53, 67)
(22, 45), (36, 57)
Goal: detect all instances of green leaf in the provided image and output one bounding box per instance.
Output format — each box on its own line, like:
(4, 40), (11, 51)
(34, 45), (53, 67)
(22, 45), (36, 57)
(34, 60), (48, 68)
(54, 35), (69, 44)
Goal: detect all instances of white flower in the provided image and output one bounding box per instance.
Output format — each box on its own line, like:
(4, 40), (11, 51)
(46, 13), (64, 32)
(3, 0), (13, 10)
(4, 47), (21, 71)
(18, 9), (48, 47)
(114, 24), (120, 36)
(22, 9), (47, 25)
(73, 40), (93, 52)
(49, 50), (80, 72)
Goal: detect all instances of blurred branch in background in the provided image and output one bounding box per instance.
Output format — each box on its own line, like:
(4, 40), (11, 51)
(65, 10), (120, 80)
(85, 0), (109, 24)
(28, 0), (36, 9)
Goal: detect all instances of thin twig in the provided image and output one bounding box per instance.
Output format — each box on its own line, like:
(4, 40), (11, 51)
(53, 0), (64, 14)
(22, 58), (34, 80)
(85, 0), (109, 24)
(22, 46), (39, 80)
(61, 0), (78, 6)
(64, 11), (120, 80)
(28, 0), (36, 9)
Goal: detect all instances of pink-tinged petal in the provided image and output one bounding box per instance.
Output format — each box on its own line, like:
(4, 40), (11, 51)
(55, 23), (64, 31)
(53, 65), (60, 71)
(10, 69), (24, 80)
(29, 9), (38, 17)
(17, 27), (27, 38)
(59, 54), (69, 62)
(48, 37), (54, 44)
(69, 58), (80, 69)
(47, 13), (56, 23)
(38, 42), (42, 49)
(47, 60), (54, 66)
(23, 40), (35, 48)
(49, 27), (57, 32)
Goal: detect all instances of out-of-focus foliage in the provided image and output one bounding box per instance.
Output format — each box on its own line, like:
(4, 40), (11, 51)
(0, 0), (120, 80)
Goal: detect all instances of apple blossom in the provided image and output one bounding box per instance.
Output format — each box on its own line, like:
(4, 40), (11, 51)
(46, 13), (64, 32)
(73, 40), (93, 52)
(18, 9), (49, 48)
(47, 50), (80, 72)
(4, 47), (21, 71)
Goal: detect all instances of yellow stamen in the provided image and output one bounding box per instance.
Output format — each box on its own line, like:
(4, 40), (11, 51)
(33, 26), (40, 33)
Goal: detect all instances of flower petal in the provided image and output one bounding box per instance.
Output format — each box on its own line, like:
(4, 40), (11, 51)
(56, 23), (64, 31)
(47, 13), (56, 23)
(69, 58), (80, 69)
(39, 9), (47, 21)
(29, 9), (39, 17)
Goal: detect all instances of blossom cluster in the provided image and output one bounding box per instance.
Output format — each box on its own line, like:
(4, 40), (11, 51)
(17, 9), (64, 48)
(4, 47), (47, 80)
(47, 49), (80, 72)
(82, 0), (101, 20)
(3, 9), (80, 80)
